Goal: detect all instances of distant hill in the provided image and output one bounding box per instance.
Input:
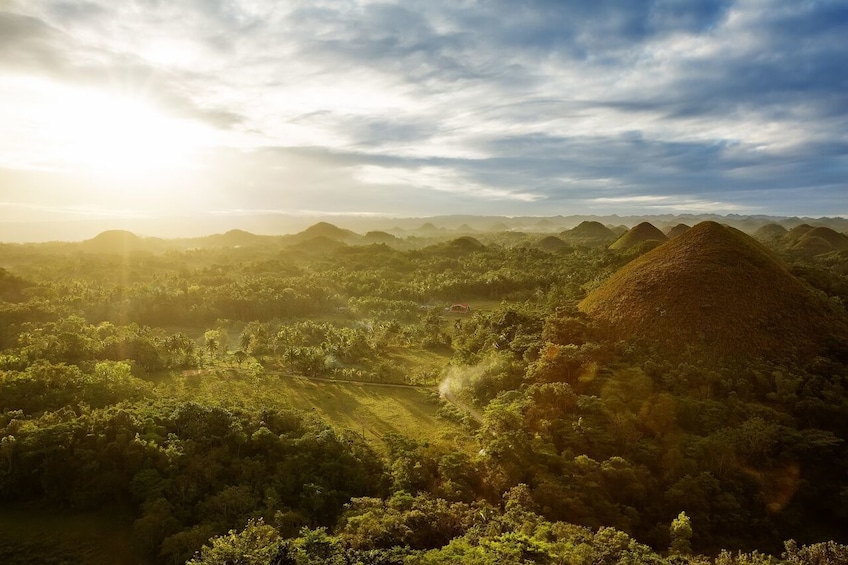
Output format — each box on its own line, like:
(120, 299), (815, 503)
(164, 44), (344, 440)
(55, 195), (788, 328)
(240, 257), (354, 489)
(199, 229), (269, 247)
(560, 221), (617, 246)
(82, 230), (144, 253)
(288, 222), (361, 245)
(364, 231), (401, 244)
(609, 225), (628, 237)
(449, 236), (485, 251)
(753, 223), (789, 243)
(536, 235), (569, 252)
(609, 222), (668, 251)
(285, 235), (348, 255)
(791, 227), (848, 254)
(417, 222), (440, 233)
(665, 224), (690, 239)
(534, 218), (559, 231)
(424, 236), (486, 256)
(782, 224), (815, 246)
(580, 221), (848, 362)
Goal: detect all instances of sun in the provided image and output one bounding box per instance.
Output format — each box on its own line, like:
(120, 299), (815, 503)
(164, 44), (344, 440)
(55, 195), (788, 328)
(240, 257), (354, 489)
(37, 83), (211, 178)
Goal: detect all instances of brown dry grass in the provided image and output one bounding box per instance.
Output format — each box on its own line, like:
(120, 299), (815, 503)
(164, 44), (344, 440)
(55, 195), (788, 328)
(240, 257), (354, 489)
(580, 221), (847, 361)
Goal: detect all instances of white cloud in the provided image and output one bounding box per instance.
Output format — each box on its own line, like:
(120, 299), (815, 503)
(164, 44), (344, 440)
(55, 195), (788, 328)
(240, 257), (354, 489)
(590, 194), (750, 213)
(0, 0), (845, 219)
(356, 164), (544, 202)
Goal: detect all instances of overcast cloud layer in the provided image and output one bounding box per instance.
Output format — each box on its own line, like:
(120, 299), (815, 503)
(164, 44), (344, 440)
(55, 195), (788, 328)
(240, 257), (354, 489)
(1, 0), (846, 222)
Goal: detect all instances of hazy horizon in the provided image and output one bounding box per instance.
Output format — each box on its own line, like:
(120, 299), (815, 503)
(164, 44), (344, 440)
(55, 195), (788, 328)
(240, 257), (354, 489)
(2, 210), (847, 244)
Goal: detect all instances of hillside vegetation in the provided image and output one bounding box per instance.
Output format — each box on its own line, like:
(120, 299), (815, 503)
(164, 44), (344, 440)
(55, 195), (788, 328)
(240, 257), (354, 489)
(1, 220), (847, 564)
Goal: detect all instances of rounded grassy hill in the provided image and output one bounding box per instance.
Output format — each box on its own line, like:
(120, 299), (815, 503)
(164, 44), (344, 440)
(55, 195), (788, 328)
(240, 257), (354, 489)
(665, 223), (690, 239)
(609, 222), (668, 251)
(560, 221), (617, 246)
(579, 221), (847, 362)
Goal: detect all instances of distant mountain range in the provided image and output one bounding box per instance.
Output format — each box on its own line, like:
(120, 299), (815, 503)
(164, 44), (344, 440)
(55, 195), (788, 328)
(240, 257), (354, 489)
(2, 213), (847, 243)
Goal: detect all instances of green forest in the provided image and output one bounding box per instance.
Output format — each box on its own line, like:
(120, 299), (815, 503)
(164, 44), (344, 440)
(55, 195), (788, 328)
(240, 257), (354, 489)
(1, 220), (847, 564)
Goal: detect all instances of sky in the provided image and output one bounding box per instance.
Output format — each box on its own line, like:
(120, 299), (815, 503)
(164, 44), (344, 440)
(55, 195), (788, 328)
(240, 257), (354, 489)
(1, 0), (846, 233)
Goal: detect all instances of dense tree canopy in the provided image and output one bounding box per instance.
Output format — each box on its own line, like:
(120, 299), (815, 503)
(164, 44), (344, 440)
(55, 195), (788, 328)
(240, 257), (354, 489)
(0, 228), (846, 563)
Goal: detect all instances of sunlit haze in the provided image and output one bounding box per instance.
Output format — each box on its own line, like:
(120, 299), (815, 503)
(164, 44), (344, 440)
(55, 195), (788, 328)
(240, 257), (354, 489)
(1, 0), (846, 240)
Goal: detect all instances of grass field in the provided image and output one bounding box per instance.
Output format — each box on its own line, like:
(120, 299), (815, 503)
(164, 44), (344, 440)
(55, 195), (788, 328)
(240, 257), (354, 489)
(0, 368), (475, 565)
(161, 367), (475, 452)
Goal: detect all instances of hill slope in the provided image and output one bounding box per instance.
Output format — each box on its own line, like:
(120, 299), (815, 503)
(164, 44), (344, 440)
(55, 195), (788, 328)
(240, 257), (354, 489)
(82, 230), (143, 253)
(580, 221), (847, 361)
(609, 222), (668, 251)
(560, 221), (617, 246)
(665, 223), (690, 239)
(364, 231), (401, 245)
(792, 227), (848, 253)
(289, 222), (361, 244)
(753, 223), (788, 243)
(782, 224), (815, 246)
(536, 235), (569, 252)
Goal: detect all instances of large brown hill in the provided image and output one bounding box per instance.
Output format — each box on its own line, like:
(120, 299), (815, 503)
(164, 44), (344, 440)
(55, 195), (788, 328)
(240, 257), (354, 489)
(579, 221), (847, 362)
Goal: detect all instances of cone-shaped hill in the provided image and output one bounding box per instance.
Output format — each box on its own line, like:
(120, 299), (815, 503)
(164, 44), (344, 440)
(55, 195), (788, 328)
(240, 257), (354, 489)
(289, 222), (361, 244)
(665, 224), (690, 239)
(536, 235), (569, 252)
(609, 222), (668, 251)
(791, 227), (848, 254)
(560, 221), (617, 246)
(83, 230), (143, 253)
(781, 224), (815, 246)
(425, 236), (485, 257)
(200, 229), (269, 247)
(448, 236), (485, 251)
(753, 223), (788, 243)
(364, 230), (401, 244)
(579, 221), (847, 362)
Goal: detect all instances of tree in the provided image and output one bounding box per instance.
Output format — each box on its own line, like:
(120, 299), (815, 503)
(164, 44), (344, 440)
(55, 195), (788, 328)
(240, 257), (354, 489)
(204, 330), (221, 362)
(187, 519), (281, 565)
(670, 511), (693, 556)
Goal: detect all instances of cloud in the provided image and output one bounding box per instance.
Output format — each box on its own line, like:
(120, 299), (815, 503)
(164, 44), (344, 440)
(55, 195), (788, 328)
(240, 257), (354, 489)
(0, 0), (846, 218)
(0, 7), (244, 128)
